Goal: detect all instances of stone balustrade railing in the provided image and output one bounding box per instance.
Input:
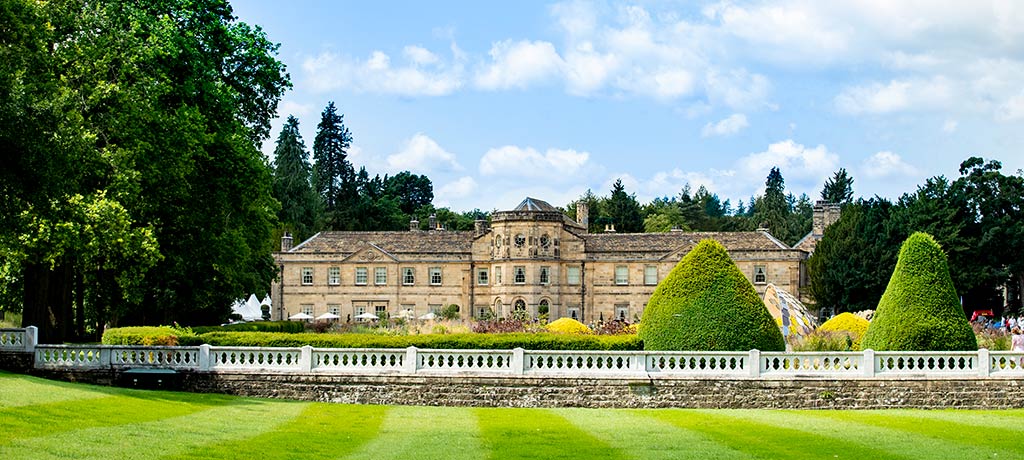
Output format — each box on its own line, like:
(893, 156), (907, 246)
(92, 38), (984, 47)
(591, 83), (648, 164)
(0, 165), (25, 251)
(27, 342), (1024, 379)
(0, 326), (37, 353)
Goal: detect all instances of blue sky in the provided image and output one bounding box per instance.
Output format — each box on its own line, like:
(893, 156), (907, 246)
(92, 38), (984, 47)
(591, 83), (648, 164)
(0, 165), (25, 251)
(232, 0), (1024, 212)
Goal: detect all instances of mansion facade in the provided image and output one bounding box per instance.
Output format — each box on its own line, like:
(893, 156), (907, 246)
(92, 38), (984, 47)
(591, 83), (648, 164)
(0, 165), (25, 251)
(270, 198), (837, 323)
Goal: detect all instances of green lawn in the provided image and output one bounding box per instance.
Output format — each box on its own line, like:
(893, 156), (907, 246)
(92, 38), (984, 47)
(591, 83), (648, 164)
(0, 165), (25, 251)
(1, 371), (1021, 459)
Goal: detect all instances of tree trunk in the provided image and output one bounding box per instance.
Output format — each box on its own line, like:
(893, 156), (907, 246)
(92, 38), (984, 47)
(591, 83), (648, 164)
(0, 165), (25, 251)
(75, 268), (85, 340)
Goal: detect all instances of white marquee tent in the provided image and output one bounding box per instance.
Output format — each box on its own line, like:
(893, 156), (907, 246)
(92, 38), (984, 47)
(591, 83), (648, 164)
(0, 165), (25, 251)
(230, 294), (268, 321)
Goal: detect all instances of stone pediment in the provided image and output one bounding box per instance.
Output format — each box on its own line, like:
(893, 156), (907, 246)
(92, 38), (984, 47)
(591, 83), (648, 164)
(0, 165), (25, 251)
(659, 240), (699, 261)
(341, 243), (397, 263)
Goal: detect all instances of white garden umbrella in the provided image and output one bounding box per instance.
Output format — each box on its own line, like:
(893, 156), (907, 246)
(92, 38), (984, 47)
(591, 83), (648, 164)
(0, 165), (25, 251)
(288, 312), (313, 320)
(396, 310), (415, 319)
(315, 312), (341, 321)
(417, 312), (437, 320)
(355, 312), (380, 321)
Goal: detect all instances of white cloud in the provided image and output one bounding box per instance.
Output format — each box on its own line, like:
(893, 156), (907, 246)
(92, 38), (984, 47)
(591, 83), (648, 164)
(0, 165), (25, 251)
(479, 145), (589, 180)
(702, 113), (749, 137)
(386, 133), (461, 173)
(302, 48), (463, 96)
(705, 69), (774, 110)
(403, 45), (439, 65)
(996, 90), (1024, 122)
(436, 176), (478, 202)
(942, 119), (958, 133)
(862, 151), (918, 178)
(737, 140), (839, 189)
(834, 77), (952, 114)
(475, 40), (565, 90)
(278, 100), (314, 119)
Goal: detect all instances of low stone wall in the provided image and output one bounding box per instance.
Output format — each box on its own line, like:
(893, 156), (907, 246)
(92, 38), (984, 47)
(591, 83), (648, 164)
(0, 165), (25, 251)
(0, 352), (34, 373)
(21, 367), (1024, 409)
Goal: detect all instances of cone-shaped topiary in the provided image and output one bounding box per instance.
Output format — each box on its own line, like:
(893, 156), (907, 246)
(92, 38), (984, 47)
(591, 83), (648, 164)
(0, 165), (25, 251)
(860, 232), (977, 351)
(638, 239), (785, 351)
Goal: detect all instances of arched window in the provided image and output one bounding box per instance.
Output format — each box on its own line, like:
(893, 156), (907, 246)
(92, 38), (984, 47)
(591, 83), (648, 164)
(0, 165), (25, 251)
(514, 299), (526, 311)
(538, 299), (550, 315)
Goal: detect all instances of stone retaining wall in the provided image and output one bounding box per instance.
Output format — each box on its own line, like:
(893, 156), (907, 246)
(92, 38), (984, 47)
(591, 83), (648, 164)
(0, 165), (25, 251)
(0, 352), (33, 373)
(19, 366), (1024, 409)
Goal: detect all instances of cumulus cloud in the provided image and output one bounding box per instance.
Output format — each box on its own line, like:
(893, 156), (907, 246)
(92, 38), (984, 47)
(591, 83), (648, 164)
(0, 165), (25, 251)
(479, 145), (590, 180)
(386, 133), (461, 173)
(737, 140), (840, 192)
(996, 90), (1024, 122)
(834, 77), (953, 114)
(862, 151), (918, 178)
(702, 113), (749, 137)
(942, 119), (958, 133)
(302, 47), (463, 96)
(436, 176), (478, 201)
(475, 40), (565, 90)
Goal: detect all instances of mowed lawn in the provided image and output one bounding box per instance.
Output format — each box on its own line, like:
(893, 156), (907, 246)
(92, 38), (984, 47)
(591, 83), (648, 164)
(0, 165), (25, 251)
(2, 371), (1022, 460)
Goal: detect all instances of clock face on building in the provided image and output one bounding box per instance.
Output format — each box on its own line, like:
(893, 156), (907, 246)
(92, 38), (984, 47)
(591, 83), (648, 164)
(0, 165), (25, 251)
(539, 234), (550, 248)
(514, 234), (526, 247)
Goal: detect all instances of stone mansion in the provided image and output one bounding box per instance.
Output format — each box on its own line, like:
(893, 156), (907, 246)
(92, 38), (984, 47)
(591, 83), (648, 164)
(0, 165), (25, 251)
(270, 198), (838, 323)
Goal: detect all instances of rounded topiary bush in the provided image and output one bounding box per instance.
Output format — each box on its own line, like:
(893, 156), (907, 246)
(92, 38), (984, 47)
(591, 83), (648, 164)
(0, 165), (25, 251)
(818, 312), (870, 350)
(545, 318), (591, 334)
(860, 232), (977, 351)
(638, 239), (785, 351)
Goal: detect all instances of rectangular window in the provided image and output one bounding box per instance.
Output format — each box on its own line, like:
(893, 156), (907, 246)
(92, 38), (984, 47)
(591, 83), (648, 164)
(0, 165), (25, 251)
(328, 267), (340, 285)
(403, 267), (415, 285)
(754, 265), (767, 284)
(477, 268), (489, 285)
(475, 306), (491, 319)
(429, 267), (442, 285)
(375, 305), (387, 318)
(615, 265), (629, 285)
(568, 307), (580, 320)
(401, 304), (415, 317)
(539, 266), (550, 285)
(328, 304), (340, 316)
(375, 267), (387, 285)
(428, 304), (442, 314)
(514, 266), (526, 284)
(354, 305), (367, 317)
(355, 267), (368, 285)
(567, 266), (581, 285)
(495, 266), (502, 284)
(301, 304), (313, 316)
(615, 304), (629, 321)
(644, 265), (658, 285)
(301, 267), (314, 285)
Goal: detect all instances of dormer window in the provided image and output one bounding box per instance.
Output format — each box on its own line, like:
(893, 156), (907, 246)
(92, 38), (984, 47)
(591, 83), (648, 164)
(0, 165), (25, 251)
(754, 265), (767, 284)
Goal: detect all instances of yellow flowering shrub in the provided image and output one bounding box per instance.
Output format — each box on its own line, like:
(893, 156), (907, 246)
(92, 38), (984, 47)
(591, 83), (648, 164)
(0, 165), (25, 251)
(545, 318), (592, 335)
(819, 312), (870, 349)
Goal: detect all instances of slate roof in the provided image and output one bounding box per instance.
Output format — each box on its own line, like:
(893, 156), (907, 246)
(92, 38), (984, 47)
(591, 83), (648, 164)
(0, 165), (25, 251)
(582, 231), (790, 252)
(513, 197), (559, 212)
(289, 231), (474, 254)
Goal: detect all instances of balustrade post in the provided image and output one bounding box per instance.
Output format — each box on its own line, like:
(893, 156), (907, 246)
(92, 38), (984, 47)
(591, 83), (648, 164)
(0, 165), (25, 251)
(748, 349), (761, 378)
(100, 347), (112, 369)
(299, 345), (313, 373)
(404, 346), (418, 374)
(978, 348), (991, 377)
(198, 344), (211, 371)
(630, 353), (645, 373)
(512, 347), (525, 375)
(862, 349), (876, 377)
(25, 326), (38, 352)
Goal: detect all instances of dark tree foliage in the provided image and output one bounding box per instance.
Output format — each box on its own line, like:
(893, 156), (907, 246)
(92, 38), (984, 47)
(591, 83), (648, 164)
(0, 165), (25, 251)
(821, 168), (855, 204)
(604, 179), (644, 233)
(1, 0), (290, 338)
(808, 198), (902, 314)
(384, 171), (434, 215)
(272, 115), (318, 242)
(312, 101), (357, 228)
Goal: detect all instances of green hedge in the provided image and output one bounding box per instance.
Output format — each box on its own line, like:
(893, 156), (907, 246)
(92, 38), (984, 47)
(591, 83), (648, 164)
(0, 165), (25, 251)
(192, 321), (304, 335)
(639, 239), (785, 351)
(194, 331), (642, 350)
(861, 232), (977, 351)
(102, 326), (197, 346)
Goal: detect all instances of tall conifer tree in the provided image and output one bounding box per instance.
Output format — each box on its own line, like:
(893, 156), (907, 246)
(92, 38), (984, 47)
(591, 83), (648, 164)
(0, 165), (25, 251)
(312, 102), (356, 229)
(272, 116), (318, 241)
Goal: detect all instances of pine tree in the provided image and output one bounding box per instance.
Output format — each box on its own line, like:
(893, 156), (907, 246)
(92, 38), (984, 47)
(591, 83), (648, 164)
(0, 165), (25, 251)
(312, 102), (357, 229)
(753, 167), (790, 239)
(604, 179), (643, 232)
(821, 168), (854, 204)
(272, 116), (318, 241)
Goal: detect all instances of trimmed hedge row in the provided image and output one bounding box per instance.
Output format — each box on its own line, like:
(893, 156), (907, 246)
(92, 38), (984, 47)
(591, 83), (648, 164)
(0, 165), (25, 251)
(192, 321), (304, 335)
(102, 326), (196, 346)
(194, 331), (642, 350)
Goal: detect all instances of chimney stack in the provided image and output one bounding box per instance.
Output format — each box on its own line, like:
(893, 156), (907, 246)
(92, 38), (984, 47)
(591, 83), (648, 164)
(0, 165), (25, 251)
(281, 232), (293, 252)
(474, 219), (487, 235)
(410, 218), (419, 231)
(812, 201), (841, 236)
(429, 213), (437, 231)
(576, 202), (589, 232)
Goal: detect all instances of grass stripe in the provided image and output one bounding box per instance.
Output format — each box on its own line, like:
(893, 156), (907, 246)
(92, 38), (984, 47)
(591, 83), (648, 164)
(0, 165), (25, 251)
(719, 409), (1014, 460)
(647, 409), (906, 460)
(554, 408), (749, 460)
(809, 410), (1024, 456)
(0, 398), (307, 459)
(164, 403), (388, 460)
(876, 409), (1024, 431)
(344, 405), (485, 460)
(0, 390), (235, 445)
(0, 372), (113, 408)
(476, 408), (626, 460)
